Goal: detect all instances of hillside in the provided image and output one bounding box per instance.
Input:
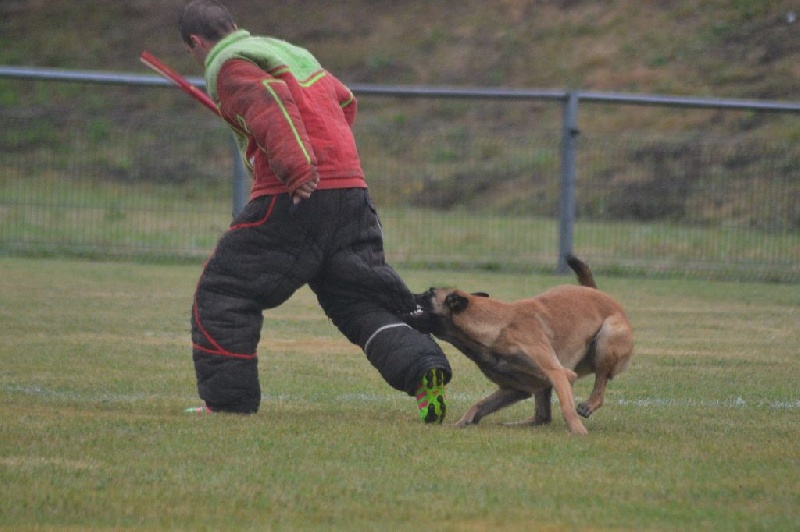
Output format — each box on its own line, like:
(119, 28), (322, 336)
(2, 1), (800, 134)
(1, 0), (798, 226)
(3, 1), (800, 98)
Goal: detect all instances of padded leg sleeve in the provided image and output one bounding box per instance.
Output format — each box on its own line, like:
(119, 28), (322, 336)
(189, 195), (309, 414)
(362, 316), (452, 395)
(309, 189), (452, 395)
(191, 294), (262, 414)
(192, 346), (260, 414)
(315, 290), (451, 395)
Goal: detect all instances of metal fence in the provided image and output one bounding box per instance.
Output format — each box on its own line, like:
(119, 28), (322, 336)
(0, 66), (798, 282)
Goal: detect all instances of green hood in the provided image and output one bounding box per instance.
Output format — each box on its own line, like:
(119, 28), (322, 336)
(204, 29), (322, 99)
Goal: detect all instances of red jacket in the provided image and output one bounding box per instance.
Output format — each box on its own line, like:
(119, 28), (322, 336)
(215, 58), (366, 200)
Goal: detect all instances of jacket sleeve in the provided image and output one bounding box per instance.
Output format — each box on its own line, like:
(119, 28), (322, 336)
(331, 74), (357, 126)
(215, 59), (319, 193)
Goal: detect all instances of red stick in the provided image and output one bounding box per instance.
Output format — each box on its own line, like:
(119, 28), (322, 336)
(139, 50), (220, 116)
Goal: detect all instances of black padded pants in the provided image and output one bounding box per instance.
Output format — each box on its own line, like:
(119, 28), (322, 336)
(191, 189), (451, 413)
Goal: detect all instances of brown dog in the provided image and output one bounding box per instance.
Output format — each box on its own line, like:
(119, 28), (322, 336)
(417, 255), (633, 434)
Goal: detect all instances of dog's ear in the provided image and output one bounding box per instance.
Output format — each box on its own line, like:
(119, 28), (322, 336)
(472, 292), (489, 298)
(445, 293), (469, 313)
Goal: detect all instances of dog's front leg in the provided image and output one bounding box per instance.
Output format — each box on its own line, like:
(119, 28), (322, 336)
(455, 388), (529, 427)
(545, 367), (588, 435)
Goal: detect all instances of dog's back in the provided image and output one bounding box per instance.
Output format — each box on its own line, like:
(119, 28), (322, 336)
(566, 254), (596, 288)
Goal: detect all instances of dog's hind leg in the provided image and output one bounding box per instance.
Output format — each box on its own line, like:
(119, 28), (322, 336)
(577, 372), (610, 419)
(533, 387), (553, 424)
(455, 388), (529, 427)
(577, 315), (633, 418)
(504, 387), (553, 426)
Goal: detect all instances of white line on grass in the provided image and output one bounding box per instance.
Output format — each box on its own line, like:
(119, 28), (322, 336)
(4, 386), (799, 410)
(303, 393), (800, 410)
(613, 396), (800, 409)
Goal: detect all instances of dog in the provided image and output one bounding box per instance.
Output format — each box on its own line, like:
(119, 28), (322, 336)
(416, 255), (633, 435)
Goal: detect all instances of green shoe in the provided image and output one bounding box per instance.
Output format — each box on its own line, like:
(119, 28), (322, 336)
(415, 368), (447, 424)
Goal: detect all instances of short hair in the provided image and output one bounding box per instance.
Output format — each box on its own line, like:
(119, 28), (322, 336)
(180, 0), (237, 46)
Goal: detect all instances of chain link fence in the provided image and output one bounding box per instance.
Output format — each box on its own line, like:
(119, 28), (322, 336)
(0, 76), (797, 282)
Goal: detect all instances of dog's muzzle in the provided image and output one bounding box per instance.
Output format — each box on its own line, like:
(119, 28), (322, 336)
(400, 289), (440, 335)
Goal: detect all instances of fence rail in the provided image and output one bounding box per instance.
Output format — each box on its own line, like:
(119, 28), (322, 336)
(0, 65), (798, 282)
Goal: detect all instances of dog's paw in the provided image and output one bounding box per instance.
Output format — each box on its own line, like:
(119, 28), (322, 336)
(570, 424), (589, 436)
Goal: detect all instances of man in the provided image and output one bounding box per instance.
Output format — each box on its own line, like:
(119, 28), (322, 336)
(179, 0), (451, 423)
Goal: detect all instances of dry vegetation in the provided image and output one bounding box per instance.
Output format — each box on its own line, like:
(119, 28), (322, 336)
(3, 0), (800, 132)
(1, 1), (798, 235)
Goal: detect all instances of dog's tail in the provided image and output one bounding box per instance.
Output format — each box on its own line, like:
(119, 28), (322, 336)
(565, 254), (597, 288)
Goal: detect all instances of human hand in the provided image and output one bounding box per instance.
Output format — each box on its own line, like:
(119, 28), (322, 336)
(290, 175), (320, 205)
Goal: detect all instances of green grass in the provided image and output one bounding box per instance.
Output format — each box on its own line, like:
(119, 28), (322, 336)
(1, 257), (798, 530)
(2, 174), (798, 281)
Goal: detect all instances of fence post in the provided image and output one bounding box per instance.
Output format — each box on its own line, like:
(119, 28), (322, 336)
(557, 92), (579, 273)
(229, 134), (248, 219)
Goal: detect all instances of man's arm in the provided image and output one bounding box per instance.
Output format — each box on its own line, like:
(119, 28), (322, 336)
(215, 59), (319, 195)
(331, 75), (357, 126)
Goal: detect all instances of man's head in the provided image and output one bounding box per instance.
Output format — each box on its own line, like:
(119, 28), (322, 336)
(180, 0), (237, 64)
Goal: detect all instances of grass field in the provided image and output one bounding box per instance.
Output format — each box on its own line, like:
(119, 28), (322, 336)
(2, 172), (798, 282)
(1, 257), (798, 530)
